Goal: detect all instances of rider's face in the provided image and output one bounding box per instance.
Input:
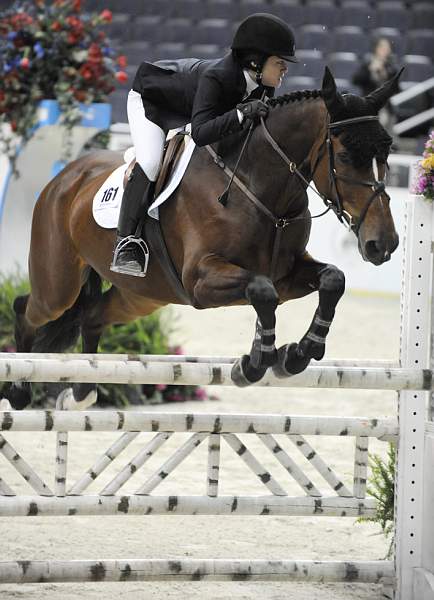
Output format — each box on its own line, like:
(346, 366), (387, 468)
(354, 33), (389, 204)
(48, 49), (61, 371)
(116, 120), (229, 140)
(261, 56), (288, 88)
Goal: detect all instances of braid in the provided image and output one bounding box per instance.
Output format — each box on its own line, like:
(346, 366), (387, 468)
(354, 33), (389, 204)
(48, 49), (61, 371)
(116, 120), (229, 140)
(268, 89), (323, 108)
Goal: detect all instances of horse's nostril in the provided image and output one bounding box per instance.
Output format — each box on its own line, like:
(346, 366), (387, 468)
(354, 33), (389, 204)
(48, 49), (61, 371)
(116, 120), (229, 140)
(365, 240), (383, 257)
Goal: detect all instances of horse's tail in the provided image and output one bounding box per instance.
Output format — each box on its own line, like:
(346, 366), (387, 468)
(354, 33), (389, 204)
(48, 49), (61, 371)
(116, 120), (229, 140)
(30, 269), (103, 353)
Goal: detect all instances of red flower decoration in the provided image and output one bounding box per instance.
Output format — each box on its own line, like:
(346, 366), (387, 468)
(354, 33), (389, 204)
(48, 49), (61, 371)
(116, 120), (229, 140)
(20, 57), (30, 69)
(79, 64), (93, 80)
(100, 9), (112, 23)
(117, 55), (127, 69)
(115, 71), (128, 83)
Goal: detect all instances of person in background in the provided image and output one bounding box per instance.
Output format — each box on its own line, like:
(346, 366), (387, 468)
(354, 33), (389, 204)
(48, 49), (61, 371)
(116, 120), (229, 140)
(110, 13), (298, 277)
(352, 37), (400, 132)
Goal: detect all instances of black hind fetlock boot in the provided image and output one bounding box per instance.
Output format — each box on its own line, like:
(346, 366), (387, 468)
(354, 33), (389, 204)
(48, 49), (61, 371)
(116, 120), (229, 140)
(110, 163), (154, 277)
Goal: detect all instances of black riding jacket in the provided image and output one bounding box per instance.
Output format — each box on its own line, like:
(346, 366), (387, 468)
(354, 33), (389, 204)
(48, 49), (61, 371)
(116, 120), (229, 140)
(132, 53), (273, 147)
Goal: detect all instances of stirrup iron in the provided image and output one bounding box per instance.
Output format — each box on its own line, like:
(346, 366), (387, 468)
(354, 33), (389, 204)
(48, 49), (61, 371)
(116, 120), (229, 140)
(110, 235), (150, 277)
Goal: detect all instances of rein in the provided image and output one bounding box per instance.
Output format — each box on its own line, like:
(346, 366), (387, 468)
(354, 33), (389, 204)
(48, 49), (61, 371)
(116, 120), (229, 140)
(206, 112), (388, 278)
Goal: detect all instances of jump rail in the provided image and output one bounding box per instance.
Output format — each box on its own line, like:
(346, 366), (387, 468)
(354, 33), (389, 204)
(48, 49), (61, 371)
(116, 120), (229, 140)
(0, 355), (431, 390)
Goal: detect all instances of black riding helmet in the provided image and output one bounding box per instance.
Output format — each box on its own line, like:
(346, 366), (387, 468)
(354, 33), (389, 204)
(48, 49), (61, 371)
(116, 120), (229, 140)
(231, 13), (298, 63)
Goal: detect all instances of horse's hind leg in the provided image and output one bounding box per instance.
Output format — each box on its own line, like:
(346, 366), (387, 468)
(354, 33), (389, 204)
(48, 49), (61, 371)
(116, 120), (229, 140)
(68, 285), (164, 409)
(273, 253), (345, 377)
(2, 294), (38, 409)
(5, 250), (86, 409)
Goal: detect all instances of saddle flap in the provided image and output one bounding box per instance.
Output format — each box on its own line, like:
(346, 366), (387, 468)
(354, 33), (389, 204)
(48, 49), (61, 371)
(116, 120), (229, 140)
(154, 133), (188, 198)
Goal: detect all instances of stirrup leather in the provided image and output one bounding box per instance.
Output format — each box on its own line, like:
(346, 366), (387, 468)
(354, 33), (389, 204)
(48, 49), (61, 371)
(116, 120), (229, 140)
(110, 235), (150, 277)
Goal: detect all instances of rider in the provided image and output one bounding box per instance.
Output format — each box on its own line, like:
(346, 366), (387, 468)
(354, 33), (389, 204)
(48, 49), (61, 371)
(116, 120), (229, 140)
(110, 12), (298, 276)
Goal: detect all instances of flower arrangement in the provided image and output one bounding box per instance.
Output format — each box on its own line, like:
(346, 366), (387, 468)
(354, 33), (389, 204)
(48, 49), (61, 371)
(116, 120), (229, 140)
(412, 130), (434, 201)
(0, 0), (127, 171)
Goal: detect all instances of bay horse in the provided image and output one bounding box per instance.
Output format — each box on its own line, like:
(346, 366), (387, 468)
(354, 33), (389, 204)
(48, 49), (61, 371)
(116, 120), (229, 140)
(6, 67), (400, 409)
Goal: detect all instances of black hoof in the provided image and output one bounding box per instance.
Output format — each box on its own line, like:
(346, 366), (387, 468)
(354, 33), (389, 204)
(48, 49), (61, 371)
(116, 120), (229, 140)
(231, 355), (268, 388)
(272, 343), (311, 378)
(2, 382), (32, 410)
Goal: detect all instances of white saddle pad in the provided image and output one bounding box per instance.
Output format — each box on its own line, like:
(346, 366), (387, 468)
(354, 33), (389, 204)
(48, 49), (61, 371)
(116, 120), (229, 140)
(92, 135), (196, 229)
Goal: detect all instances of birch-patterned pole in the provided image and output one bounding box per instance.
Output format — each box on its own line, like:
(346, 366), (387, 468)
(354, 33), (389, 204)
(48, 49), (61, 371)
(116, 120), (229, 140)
(101, 432), (173, 496)
(0, 412), (398, 440)
(0, 356), (431, 390)
(0, 494), (377, 517)
(0, 433), (52, 496)
(0, 558), (394, 584)
(353, 436), (369, 499)
(288, 434), (352, 497)
(54, 391), (69, 496)
(258, 434), (321, 496)
(222, 434), (288, 496)
(136, 433), (208, 495)
(207, 434), (220, 497)
(68, 432), (140, 495)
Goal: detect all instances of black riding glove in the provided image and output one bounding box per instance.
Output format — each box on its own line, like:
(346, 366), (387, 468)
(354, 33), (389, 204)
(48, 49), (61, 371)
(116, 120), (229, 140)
(236, 99), (269, 123)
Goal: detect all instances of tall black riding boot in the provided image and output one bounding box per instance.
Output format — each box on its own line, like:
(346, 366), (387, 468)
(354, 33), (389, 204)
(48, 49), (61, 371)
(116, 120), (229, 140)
(110, 163), (155, 277)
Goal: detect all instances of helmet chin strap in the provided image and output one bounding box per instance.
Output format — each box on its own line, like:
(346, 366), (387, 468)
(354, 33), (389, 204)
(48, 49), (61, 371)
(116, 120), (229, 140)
(249, 61), (263, 85)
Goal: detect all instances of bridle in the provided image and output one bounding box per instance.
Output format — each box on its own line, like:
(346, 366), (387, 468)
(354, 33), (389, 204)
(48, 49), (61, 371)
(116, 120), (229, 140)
(205, 112), (390, 278)
(260, 113), (389, 236)
(325, 115), (389, 235)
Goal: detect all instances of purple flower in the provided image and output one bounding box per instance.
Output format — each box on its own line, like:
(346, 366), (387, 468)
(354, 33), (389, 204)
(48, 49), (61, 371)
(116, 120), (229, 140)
(33, 42), (44, 58)
(194, 388), (208, 400)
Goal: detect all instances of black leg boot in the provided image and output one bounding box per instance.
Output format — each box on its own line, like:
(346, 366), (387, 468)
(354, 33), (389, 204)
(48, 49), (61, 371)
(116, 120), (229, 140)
(110, 163), (155, 277)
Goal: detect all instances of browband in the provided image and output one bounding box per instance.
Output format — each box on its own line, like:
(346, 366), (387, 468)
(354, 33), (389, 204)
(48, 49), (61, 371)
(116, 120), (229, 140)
(328, 115), (380, 129)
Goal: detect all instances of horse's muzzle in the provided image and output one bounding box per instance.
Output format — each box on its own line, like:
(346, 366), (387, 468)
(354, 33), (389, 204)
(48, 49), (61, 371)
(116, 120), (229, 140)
(362, 233), (399, 265)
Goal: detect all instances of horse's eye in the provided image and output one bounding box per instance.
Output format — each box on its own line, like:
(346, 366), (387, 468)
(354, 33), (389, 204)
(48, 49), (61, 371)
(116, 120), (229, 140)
(337, 152), (351, 164)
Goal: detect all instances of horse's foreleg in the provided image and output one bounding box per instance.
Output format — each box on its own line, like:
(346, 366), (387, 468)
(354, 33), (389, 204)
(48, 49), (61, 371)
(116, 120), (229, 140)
(190, 256), (279, 387)
(273, 254), (345, 377)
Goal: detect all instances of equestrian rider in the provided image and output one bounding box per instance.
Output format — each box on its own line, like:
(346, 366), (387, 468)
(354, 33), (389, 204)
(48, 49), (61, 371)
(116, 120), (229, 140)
(110, 12), (298, 277)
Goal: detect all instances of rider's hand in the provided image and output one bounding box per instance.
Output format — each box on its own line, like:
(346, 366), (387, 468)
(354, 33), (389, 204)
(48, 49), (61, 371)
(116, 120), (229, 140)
(236, 99), (269, 123)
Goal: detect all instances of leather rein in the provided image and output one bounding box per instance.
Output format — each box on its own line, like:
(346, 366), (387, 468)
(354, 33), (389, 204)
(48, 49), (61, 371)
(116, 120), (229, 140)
(206, 113), (388, 278)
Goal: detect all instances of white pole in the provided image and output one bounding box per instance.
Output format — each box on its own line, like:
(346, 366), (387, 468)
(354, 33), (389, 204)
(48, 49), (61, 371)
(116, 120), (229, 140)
(395, 194), (433, 599)
(0, 558), (394, 584)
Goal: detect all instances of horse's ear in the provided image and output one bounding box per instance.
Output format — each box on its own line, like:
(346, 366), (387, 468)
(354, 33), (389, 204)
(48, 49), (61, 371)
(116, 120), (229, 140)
(321, 66), (345, 118)
(365, 67), (404, 113)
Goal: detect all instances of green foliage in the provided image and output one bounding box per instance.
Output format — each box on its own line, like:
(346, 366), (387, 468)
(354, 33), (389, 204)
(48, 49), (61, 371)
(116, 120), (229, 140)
(0, 272), (210, 407)
(0, 271), (29, 350)
(359, 442), (396, 558)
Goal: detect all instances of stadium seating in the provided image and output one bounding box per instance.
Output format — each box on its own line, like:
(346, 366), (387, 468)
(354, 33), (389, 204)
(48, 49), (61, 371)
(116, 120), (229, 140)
(338, 1), (377, 29)
(328, 52), (359, 81)
(84, 0), (434, 123)
(412, 3), (434, 30)
(333, 26), (370, 55)
(402, 55), (434, 83)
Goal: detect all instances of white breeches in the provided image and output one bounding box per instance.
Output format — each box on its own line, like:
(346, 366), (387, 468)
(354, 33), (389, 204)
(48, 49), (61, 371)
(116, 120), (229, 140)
(127, 90), (166, 182)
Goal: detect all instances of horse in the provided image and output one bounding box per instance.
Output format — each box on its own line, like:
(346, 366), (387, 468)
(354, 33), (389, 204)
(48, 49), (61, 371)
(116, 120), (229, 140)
(5, 67), (400, 409)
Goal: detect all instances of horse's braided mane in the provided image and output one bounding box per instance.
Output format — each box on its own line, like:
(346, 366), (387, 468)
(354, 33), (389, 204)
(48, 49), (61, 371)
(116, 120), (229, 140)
(268, 89), (322, 108)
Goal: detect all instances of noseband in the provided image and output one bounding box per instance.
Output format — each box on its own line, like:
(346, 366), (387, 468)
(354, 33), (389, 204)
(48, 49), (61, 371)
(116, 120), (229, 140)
(260, 114), (389, 236)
